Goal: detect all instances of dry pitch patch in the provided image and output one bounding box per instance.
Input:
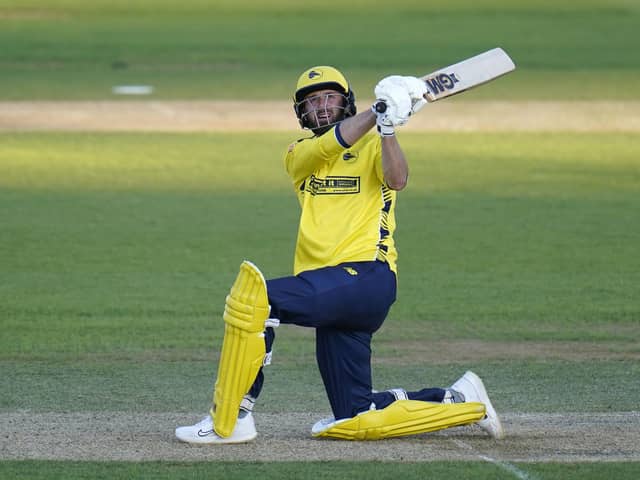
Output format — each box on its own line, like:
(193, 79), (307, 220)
(1, 100), (639, 132)
(1, 411), (639, 462)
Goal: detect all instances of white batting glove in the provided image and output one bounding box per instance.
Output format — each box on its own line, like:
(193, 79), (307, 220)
(373, 77), (412, 136)
(375, 75), (428, 115)
(401, 76), (428, 114)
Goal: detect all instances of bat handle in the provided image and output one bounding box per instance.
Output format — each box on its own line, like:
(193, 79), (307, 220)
(374, 101), (387, 113)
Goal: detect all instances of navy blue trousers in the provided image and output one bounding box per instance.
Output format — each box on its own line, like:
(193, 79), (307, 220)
(248, 260), (445, 420)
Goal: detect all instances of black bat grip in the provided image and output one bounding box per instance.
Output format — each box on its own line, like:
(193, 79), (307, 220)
(374, 101), (387, 113)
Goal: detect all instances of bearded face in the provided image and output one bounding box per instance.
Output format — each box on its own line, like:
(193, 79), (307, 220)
(297, 89), (348, 134)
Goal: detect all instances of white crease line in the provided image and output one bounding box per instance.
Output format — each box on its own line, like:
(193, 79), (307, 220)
(478, 454), (534, 480)
(453, 439), (535, 480)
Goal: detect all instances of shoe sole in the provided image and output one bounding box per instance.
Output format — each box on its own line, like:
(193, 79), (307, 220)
(175, 429), (257, 445)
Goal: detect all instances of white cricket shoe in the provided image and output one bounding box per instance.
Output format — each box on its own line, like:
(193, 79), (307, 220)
(311, 416), (336, 436)
(311, 416), (352, 436)
(450, 371), (505, 439)
(175, 412), (257, 444)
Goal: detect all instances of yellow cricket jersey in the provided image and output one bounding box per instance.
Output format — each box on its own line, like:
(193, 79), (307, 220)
(284, 124), (398, 275)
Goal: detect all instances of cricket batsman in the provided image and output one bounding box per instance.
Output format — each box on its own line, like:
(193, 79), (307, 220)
(175, 66), (504, 443)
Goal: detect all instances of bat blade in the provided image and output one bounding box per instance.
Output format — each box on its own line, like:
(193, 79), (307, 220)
(422, 47), (515, 102)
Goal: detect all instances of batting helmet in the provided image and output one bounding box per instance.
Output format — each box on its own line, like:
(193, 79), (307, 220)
(293, 66), (357, 131)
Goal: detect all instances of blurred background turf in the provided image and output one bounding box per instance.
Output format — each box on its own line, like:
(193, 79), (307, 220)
(0, 0), (638, 99)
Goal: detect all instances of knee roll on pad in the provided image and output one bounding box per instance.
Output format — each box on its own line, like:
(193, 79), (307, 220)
(213, 261), (270, 438)
(312, 400), (486, 440)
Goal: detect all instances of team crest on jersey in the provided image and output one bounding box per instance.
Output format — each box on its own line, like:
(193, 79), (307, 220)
(305, 175), (360, 195)
(342, 151), (359, 162)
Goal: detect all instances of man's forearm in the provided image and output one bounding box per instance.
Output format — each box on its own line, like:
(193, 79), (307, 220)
(336, 109), (408, 190)
(337, 110), (377, 146)
(381, 136), (408, 190)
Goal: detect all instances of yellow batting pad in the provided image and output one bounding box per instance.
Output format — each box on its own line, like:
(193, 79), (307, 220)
(213, 261), (270, 438)
(313, 400), (485, 440)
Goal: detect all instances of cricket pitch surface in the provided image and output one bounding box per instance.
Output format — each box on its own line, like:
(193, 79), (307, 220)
(1, 411), (638, 462)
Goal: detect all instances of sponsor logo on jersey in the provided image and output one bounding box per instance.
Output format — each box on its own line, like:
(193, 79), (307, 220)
(305, 175), (360, 195)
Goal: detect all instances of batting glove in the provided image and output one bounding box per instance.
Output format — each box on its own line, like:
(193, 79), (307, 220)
(371, 103), (395, 136)
(373, 77), (412, 134)
(401, 76), (428, 114)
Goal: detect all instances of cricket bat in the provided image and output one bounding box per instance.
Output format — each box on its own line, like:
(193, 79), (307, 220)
(375, 47), (515, 112)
